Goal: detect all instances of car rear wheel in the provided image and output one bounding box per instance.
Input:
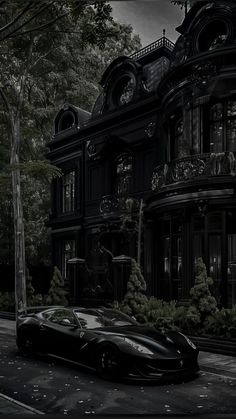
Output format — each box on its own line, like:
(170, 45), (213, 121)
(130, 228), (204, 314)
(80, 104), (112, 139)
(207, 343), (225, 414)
(96, 345), (122, 380)
(17, 333), (36, 357)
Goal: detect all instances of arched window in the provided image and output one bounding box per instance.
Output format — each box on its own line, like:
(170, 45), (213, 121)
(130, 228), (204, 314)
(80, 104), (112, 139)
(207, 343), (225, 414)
(115, 154), (133, 196)
(209, 101), (236, 152)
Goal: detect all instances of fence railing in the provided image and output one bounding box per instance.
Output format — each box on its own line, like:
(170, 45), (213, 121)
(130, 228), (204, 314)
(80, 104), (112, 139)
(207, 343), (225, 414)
(151, 152), (236, 191)
(130, 36), (174, 61)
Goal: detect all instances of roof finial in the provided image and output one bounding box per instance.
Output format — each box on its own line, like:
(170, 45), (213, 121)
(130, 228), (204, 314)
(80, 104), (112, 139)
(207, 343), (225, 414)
(163, 28), (166, 37)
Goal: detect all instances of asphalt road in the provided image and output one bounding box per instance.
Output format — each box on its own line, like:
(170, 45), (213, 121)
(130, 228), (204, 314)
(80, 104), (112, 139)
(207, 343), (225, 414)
(0, 321), (236, 415)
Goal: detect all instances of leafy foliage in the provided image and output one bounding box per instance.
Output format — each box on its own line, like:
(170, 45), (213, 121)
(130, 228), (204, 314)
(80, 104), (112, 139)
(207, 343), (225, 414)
(204, 307), (236, 339)
(0, 292), (15, 312)
(26, 268), (44, 306)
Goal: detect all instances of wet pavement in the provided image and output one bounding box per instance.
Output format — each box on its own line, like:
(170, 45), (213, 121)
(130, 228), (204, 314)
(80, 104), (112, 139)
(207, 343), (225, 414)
(0, 318), (236, 415)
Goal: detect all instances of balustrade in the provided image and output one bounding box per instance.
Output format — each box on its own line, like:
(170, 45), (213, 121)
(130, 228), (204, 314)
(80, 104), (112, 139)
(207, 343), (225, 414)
(151, 152), (236, 191)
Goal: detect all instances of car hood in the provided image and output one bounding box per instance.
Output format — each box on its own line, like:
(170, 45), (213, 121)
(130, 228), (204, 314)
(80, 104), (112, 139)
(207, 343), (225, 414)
(92, 325), (196, 357)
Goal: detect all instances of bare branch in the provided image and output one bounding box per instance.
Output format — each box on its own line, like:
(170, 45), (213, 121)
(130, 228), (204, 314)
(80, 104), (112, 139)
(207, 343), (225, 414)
(9, 2), (83, 38)
(0, 1), (56, 41)
(0, 2), (33, 35)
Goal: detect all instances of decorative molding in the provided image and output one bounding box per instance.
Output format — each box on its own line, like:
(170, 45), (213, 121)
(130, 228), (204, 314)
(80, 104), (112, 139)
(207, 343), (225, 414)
(145, 122), (157, 138)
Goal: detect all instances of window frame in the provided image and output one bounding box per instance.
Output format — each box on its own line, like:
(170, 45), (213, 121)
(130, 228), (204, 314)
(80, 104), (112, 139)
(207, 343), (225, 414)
(205, 99), (236, 153)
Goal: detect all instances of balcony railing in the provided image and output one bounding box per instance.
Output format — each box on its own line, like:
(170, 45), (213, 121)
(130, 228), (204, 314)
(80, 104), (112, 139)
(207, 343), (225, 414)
(130, 36), (174, 61)
(100, 195), (140, 216)
(151, 152), (236, 191)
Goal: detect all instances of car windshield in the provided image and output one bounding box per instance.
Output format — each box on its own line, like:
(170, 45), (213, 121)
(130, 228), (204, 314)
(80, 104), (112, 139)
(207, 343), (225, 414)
(74, 309), (139, 329)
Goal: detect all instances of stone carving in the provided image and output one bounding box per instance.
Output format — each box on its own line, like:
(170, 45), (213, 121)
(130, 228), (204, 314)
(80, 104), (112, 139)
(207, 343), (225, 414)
(172, 158), (205, 182)
(145, 122), (157, 138)
(86, 140), (96, 158)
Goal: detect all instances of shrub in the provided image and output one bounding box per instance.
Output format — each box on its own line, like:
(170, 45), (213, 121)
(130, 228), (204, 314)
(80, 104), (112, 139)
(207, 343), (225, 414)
(185, 258), (218, 333)
(45, 266), (68, 306)
(119, 259), (148, 319)
(0, 292), (15, 312)
(204, 306), (236, 338)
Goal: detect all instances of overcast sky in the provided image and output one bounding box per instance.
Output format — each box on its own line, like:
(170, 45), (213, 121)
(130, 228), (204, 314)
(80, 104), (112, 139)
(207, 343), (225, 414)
(110, 1), (185, 47)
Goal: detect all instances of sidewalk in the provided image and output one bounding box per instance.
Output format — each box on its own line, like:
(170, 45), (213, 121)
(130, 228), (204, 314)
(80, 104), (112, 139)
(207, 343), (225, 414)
(0, 392), (44, 415)
(199, 351), (236, 379)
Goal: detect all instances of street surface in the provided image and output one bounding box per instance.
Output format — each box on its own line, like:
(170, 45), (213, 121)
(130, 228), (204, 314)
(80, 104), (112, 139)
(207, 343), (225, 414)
(0, 320), (236, 415)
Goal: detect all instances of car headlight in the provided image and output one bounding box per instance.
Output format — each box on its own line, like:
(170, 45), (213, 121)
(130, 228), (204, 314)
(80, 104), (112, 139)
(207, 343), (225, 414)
(179, 333), (196, 350)
(124, 338), (154, 355)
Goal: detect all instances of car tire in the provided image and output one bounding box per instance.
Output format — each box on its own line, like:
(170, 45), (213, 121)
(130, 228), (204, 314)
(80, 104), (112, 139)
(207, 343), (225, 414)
(17, 333), (36, 357)
(96, 344), (122, 380)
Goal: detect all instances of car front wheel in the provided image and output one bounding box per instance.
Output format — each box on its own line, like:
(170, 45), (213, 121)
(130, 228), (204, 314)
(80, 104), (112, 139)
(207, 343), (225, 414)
(96, 345), (122, 380)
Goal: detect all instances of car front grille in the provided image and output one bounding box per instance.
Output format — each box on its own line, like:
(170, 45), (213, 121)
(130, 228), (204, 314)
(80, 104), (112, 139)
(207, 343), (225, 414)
(131, 356), (198, 379)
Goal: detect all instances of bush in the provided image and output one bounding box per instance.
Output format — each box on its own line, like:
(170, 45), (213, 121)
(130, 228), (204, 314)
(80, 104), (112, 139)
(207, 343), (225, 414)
(0, 292), (15, 312)
(119, 259), (148, 319)
(185, 258), (218, 333)
(204, 306), (236, 338)
(45, 266), (68, 306)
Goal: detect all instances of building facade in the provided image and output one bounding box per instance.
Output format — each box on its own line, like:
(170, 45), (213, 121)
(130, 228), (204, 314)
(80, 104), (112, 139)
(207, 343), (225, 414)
(47, 0), (236, 307)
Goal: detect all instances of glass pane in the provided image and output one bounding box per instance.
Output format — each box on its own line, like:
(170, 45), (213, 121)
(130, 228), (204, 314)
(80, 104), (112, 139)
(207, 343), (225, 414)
(208, 213), (222, 230)
(162, 237), (170, 279)
(62, 171), (75, 212)
(227, 101), (236, 117)
(227, 234), (236, 307)
(210, 121), (223, 152)
(193, 215), (204, 231)
(210, 103), (223, 120)
(193, 234), (204, 264)
(227, 117), (236, 151)
(172, 236), (182, 279)
(209, 235), (221, 303)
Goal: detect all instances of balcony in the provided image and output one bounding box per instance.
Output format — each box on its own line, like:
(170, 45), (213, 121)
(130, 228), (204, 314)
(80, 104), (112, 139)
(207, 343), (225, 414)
(99, 195), (140, 216)
(151, 152), (236, 192)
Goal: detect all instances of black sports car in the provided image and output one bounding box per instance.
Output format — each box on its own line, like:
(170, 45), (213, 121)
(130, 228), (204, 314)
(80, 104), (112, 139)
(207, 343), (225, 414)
(16, 306), (199, 381)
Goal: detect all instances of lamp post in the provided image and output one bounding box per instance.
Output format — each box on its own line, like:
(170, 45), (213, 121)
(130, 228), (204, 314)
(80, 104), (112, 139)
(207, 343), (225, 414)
(67, 257), (86, 304)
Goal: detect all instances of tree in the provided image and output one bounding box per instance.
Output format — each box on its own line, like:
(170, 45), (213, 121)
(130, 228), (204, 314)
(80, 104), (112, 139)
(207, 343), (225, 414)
(171, 0), (190, 15)
(0, 1), (118, 313)
(46, 266), (68, 306)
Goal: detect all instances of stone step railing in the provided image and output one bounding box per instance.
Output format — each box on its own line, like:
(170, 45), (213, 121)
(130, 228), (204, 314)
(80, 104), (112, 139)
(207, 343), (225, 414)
(152, 152), (236, 191)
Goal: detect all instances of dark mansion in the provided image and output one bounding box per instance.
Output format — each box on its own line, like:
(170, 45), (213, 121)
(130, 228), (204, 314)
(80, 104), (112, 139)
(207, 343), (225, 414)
(47, 0), (236, 308)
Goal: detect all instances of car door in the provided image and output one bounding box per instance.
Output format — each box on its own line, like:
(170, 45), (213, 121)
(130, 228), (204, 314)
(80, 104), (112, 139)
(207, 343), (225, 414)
(40, 308), (81, 358)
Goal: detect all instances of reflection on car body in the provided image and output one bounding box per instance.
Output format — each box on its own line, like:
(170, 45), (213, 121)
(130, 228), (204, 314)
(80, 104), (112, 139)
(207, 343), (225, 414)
(16, 306), (199, 382)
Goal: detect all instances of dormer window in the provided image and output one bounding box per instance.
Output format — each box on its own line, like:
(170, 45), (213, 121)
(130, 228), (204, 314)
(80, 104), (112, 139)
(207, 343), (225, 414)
(58, 112), (75, 131)
(198, 20), (229, 52)
(112, 74), (136, 107)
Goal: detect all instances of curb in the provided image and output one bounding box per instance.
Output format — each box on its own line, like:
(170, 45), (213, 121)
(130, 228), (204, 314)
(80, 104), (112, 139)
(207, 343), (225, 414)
(200, 365), (236, 380)
(0, 393), (45, 415)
